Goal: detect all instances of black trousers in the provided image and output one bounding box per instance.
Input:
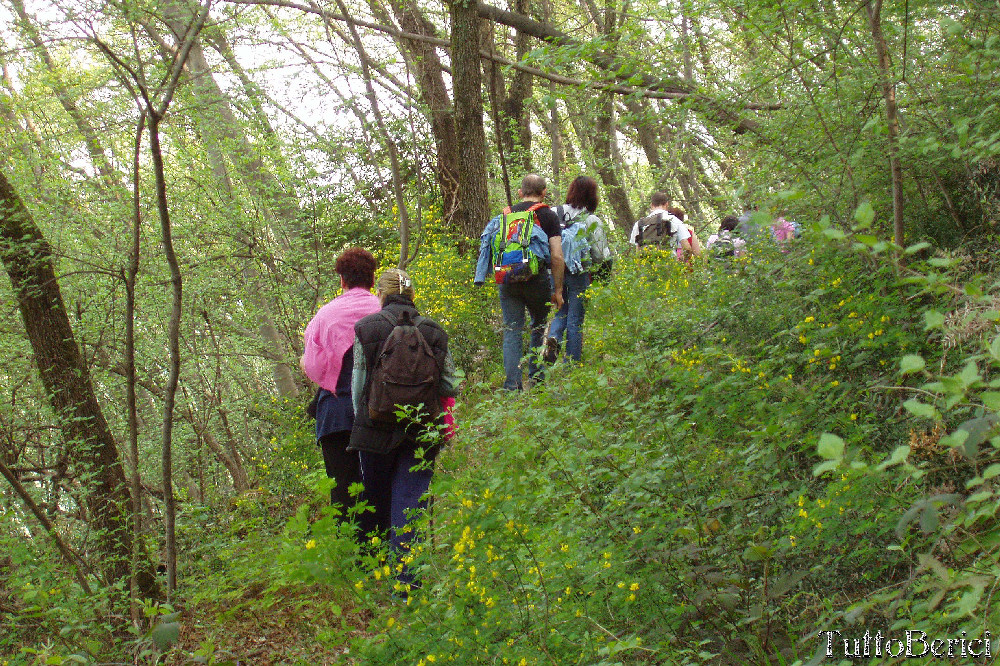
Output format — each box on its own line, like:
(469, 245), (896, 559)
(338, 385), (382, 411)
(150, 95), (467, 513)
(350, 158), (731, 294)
(319, 430), (362, 518)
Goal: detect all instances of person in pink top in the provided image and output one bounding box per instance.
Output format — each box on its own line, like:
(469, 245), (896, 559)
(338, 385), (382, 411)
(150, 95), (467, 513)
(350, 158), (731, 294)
(300, 248), (381, 522)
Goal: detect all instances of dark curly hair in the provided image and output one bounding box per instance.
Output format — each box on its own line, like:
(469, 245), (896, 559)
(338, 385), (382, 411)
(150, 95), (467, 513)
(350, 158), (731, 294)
(565, 175), (599, 213)
(335, 247), (377, 289)
(720, 215), (739, 232)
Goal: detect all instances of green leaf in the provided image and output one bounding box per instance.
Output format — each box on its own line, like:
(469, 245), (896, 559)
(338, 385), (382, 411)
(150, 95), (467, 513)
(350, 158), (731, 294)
(812, 459), (840, 476)
(904, 241), (932, 255)
(924, 310), (946, 330)
(817, 433), (844, 460)
(903, 399), (938, 419)
(853, 201), (875, 228)
(983, 464), (1000, 480)
(900, 354), (925, 374)
(823, 228), (846, 240)
(939, 430), (969, 448)
(877, 446), (911, 470)
(989, 335), (1000, 362)
(928, 256), (958, 268)
(776, 189), (804, 201)
(742, 545), (772, 562)
(960, 362), (981, 387)
(956, 415), (1000, 457)
(920, 505), (939, 534)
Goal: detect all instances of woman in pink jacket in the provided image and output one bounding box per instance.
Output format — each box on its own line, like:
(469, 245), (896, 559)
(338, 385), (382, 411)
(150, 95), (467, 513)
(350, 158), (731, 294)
(300, 248), (381, 521)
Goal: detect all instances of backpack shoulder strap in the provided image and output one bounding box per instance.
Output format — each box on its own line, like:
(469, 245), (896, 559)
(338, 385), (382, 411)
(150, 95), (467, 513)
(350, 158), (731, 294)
(377, 310), (398, 328)
(526, 202), (547, 226)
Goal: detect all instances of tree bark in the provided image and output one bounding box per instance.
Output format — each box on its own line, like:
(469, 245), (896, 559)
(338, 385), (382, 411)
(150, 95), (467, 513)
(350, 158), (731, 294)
(450, 0), (492, 238)
(587, 0), (633, 227)
(0, 170), (157, 598)
(146, 111), (181, 594)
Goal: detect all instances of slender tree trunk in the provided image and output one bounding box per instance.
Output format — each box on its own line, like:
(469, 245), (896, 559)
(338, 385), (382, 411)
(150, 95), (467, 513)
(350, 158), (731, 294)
(591, 93), (634, 226)
(586, 1), (633, 226)
(146, 10), (303, 396)
(866, 0), (905, 244)
(0, 170), (158, 598)
(492, 0), (533, 171)
(126, 111), (146, 622)
(450, 0), (491, 238)
(146, 113), (181, 594)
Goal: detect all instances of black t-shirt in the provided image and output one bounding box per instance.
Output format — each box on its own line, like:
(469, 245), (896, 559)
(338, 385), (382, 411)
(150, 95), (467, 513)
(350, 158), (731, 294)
(509, 201), (560, 239)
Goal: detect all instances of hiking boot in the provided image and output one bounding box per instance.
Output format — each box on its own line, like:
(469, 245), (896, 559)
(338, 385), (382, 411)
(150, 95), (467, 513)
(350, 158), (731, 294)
(543, 337), (559, 364)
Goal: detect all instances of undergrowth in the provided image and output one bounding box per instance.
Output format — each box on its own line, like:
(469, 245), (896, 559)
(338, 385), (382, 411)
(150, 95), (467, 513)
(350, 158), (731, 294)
(5, 212), (1000, 664)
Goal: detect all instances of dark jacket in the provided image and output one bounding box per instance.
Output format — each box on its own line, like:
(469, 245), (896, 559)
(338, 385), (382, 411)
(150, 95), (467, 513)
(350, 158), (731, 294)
(348, 295), (459, 455)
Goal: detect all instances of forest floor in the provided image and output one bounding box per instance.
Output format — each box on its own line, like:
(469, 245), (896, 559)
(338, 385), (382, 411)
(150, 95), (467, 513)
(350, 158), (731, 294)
(168, 582), (372, 664)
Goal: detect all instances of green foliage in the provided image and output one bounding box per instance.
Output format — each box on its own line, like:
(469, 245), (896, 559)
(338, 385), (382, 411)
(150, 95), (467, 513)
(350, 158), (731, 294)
(349, 220), (997, 664)
(7, 206), (1000, 665)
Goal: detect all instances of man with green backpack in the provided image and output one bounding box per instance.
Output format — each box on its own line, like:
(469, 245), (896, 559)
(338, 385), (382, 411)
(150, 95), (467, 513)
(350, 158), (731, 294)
(475, 174), (565, 391)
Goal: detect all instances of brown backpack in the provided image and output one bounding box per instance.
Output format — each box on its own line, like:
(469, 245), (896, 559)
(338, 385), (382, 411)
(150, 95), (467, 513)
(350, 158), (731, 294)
(367, 310), (442, 425)
(636, 212), (676, 247)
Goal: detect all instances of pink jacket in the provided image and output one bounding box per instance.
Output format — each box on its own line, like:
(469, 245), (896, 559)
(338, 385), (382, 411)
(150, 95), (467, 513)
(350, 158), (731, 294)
(301, 288), (381, 393)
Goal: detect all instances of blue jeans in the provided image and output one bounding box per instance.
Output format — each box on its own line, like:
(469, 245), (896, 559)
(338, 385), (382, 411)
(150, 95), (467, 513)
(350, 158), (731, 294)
(498, 274), (551, 391)
(358, 442), (435, 587)
(548, 271), (589, 362)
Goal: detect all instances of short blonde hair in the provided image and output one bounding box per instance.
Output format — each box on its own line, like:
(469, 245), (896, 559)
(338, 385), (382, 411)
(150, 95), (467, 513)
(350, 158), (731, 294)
(377, 268), (415, 300)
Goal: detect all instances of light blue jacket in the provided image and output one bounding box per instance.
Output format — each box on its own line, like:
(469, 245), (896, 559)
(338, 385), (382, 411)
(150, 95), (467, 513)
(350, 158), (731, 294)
(474, 213), (552, 285)
(556, 205), (613, 275)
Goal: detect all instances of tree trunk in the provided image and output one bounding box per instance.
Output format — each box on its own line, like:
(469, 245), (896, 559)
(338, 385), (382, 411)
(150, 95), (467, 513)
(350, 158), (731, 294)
(591, 93), (634, 227)
(450, 0), (492, 238)
(0, 170), (158, 598)
(146, 113), (181, 594)
(866, 0), (905, 245)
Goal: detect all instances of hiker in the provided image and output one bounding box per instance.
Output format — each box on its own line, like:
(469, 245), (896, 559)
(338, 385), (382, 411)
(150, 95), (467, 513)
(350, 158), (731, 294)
(300, 247), (381, 520)
(668, 206), (702, 262)
(629, 192), (693, 256)
(706, 215), (747, 258)
(349, 268), (461, 587)
(770, 215), (801, 251)
(474, 174), (565, 391)
(545, 175), (613, 363)
(735, 204), (765, 240)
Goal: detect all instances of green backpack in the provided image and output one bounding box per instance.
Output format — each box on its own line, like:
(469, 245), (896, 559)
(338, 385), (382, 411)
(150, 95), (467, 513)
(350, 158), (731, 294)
(491, 203), (545, 284)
